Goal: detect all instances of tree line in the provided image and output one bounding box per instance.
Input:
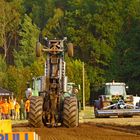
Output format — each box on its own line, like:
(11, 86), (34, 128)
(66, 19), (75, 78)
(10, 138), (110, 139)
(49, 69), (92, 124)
(0, 0), (140, 103)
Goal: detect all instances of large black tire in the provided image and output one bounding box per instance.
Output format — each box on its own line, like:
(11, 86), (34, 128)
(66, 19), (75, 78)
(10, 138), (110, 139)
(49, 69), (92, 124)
(36, 42), (42, 57)
(63, 96), (79, 127)
(28, 96), (43, 128)
(67, 43), (73, 57)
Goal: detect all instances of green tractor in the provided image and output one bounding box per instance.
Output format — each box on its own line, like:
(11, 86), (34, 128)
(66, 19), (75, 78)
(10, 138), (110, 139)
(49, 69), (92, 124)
(26, 37), (79, 128)
(94, 81), (140, 118)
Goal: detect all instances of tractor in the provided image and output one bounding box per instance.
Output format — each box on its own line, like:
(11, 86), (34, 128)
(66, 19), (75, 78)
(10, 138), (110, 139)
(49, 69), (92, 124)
(94, 81), (140, 118)
(26, 37), (79, 127)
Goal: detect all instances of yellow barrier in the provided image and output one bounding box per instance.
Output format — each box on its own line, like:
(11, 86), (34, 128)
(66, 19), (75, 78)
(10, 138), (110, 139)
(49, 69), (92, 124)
(0, 120), (12, 133)
(0, 132), (40, 140)
(0, 120), (39, 140)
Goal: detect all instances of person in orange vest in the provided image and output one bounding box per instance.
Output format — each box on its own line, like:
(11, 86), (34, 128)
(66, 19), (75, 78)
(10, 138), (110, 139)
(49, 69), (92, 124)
(15, 101), (20, 120)
(0, 106), (2, 120)
(0, 97), (4, 104)
(1, 98), (10, 119)
(0, 97), (3, 120)
(25, 99), (30, 120)
(9, 98), (15, 120)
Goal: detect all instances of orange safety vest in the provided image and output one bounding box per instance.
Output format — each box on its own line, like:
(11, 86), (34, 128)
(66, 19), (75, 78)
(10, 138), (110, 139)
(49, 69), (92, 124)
(1, 102), (10, 114)
(0, 103), (3, 113)
(25, 100), (30, 112)
(0, 101), (4, 113)
(0, 101), (4, 105)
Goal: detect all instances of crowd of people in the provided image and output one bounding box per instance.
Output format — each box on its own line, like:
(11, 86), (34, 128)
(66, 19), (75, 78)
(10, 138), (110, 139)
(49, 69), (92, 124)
(0, 97), (30, 120)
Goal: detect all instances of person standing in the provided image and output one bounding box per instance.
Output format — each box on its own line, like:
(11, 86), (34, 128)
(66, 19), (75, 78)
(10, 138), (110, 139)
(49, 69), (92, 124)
(1, 99), (10, 119)
(9, 98), (15, 120)
(25, 99), (30, 120)
(15, 101), (20, 120)
(20, 99), (25, 120)
(0, 106), (2, 120)
(0, 97), (4, 120)
(0, 97), (4, 104)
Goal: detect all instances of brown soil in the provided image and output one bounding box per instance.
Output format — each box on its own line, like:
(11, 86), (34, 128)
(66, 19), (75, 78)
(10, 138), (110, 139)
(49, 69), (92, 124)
(12, 107), (140, 140)
(12, 123), (140, 140)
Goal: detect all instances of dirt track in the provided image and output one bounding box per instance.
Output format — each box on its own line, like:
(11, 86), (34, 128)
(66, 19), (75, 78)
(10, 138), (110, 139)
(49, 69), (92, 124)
(12, 121), (140, 140)
(12, 107), (140, 140)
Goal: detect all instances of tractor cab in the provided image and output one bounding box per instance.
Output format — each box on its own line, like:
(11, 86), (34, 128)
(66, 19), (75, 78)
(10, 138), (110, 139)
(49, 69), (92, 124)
(105, 82), (127, 96)
(63, 82), (79, 98)
(25, 76), (46, 99)
(67, 83), (79, 94)
(103, 82), (130, 104)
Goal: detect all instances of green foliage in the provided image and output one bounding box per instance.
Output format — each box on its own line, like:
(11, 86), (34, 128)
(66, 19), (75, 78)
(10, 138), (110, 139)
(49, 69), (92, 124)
(30, 57), (45, 77)
(0, 55), (7, 87)
(63, 0), (121, 91)
(5, 66), (31, 99)
(42, 8), (64, 38)
(23, 0), (56, 28)
(0, 55), (7, 72)
(0, 0), (22, 59)
(1, 0), (140, 100)
(107, 0), (140, 94)
(12, 14), (45, 98)
(14, 14), (40, 67)
(66, 56), (90, 103)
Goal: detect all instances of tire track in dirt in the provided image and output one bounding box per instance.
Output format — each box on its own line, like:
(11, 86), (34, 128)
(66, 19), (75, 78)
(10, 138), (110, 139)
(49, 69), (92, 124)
(96, 123), (140, 135)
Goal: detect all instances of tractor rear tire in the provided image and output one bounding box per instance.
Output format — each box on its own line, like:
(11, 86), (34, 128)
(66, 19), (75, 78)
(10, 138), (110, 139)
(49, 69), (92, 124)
(63, 96), (78, 127)
(28, 96), (43, 128)
(67, 43), (73, 57)
(36, 42), (42, 57)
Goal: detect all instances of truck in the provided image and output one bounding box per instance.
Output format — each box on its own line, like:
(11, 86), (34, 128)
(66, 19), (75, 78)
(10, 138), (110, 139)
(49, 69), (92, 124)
(26, 37), (79, 128)
(94, 81), (140, 118)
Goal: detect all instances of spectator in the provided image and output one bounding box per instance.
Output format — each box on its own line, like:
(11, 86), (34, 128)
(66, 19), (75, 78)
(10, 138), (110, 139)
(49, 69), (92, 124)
(0, 97), (4, 120)
(25, 99), (30, 120)
(1, 99), (10, 119)
(9, 98), (15, 120)
(20, 99), (25, 120)
(15, 101), (20, 120)
(0, 97), (4, 104)
(13, 98), (17, 106)
(0, 106), (2, 120)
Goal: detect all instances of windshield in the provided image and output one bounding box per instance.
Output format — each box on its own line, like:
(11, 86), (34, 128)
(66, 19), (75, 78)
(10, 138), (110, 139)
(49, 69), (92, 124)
(105, 85), (126, 96)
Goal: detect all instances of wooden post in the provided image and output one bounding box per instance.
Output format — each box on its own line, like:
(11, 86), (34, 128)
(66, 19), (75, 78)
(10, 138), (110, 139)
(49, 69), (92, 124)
(83, 62), (85, 110)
